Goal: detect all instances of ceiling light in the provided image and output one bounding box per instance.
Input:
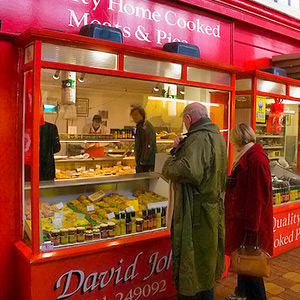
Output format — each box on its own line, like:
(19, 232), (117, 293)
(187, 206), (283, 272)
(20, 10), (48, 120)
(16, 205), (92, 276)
(53, 70), (60, 80)
(78, 73), (85, 83)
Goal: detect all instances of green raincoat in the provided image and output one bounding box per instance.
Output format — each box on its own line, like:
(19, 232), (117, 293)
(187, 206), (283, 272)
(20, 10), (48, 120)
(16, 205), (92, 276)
(162, 118), (228, 296)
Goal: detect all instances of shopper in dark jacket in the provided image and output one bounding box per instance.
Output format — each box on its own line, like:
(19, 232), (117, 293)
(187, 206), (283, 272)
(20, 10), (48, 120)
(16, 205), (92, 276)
(39, 121), (61, 180)
(225, 123), (273, 300)
(130, 106), (156, 173)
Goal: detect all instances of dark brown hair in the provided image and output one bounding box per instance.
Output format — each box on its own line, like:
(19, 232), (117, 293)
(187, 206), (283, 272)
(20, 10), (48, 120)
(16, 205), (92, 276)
(130, 106), (145, 121)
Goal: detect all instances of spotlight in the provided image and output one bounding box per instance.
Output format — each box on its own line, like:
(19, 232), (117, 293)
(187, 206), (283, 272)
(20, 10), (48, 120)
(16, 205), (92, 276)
(153, 85), (159, 92)
(78, 73), (85, 83)
(53, 70), (60, 80)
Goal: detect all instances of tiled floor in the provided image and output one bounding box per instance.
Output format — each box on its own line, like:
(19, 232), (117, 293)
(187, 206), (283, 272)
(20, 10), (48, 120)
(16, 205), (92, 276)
(214, 247), (300, 300)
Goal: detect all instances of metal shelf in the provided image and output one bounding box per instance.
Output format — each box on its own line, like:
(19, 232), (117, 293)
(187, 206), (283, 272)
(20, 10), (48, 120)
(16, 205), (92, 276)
(256, 135), (284, 138)
(269, 156), (284, 160)
(24, 173), (160, 190)
(60, 139), (174, 144)
(263, 146), (284, 149)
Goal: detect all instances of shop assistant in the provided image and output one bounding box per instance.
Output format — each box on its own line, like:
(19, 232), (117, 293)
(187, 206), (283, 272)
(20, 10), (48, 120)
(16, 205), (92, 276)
(130, 106), (156, 173)
(39, 122), (61, 181)
(83, 114), (109, 134)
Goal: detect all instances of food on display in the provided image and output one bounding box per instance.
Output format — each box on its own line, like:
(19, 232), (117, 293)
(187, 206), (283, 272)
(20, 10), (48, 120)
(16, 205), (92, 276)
(156, 130), (177, 140)
(29, 189), (168, 247)
(55, 165), (135, 179)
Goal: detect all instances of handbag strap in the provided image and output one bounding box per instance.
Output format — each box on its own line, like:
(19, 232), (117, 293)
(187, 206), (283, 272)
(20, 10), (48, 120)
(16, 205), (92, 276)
(241, 232), (260, 250)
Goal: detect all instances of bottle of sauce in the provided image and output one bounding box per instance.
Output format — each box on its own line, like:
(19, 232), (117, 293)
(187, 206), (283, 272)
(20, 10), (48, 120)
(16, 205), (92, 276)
(148, 209), (153, 230)
(162, 207), (167, 227)
(152, 209), (157, 229)
(126, 212), (132, 234)
(120, 212), (126, 235)
(156, 207), (162, 228)
(142, 210), (148, 230)
(131, 211), (136, 233)
(115, 213), (121, 236)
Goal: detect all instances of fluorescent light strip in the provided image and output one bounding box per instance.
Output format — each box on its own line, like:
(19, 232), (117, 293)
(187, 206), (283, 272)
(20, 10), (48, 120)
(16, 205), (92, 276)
(148, 96), (219, 107)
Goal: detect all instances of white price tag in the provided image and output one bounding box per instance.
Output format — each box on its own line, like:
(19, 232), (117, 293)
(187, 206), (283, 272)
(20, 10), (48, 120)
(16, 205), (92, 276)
(41, 241), (54, 252)
(96, 165), (101, 169)
(107, 212), (115, 219)
(147, 201), (168, 210)
(125, 206), (134, 213)
(56, 169), (61, 173)
(87, 205), (94, 212)
(56, 202), (63, 210)
(52, 218), (63, 229)
(54, 212), (64, 220)
(77, 213), (86, 219)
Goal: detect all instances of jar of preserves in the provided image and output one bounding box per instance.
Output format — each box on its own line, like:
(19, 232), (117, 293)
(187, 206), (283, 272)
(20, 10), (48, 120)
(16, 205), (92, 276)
(107, 222), (116, 237)
(136, 218), (144, 232)
(68, 227), (77, 243)
(60, 228), (69, 245)
(93, 228), (101, 239)
(77, 227), (86, 242)
(100, 224), (109, 239)
(50, 229), (60, 246)
(85, 230), (94, 241)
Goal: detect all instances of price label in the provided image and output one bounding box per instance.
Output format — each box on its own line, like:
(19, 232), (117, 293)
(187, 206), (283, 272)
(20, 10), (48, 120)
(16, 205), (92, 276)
(147, 201), (168, 210)
(125, 206), (134, 213)
(87, 205), (94, 212)
(52, 218), (63, 229)
(77, 213), (86, 219)
(107, 212), (115, 219)
(54, 212), (64, 220)
(56, 202), (63, 210)
(56, 169), (61, 174)
(41, 241), (54, 252)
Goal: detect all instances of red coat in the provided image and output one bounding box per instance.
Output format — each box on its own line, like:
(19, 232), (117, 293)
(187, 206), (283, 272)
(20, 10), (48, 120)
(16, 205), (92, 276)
(225, 143), (273, 256)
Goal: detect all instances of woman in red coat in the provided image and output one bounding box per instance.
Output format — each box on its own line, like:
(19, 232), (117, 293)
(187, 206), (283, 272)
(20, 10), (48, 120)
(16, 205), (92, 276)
(225, 123), (273, 300)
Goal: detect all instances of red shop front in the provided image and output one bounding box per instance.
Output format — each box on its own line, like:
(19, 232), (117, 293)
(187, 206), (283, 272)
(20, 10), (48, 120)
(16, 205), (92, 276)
(235, 70), (300, 257)
(14, 28), (237, 300)
(2, 1), (300, 300)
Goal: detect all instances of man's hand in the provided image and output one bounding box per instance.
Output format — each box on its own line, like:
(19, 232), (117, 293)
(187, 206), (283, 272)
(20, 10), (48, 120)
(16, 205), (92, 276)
(173, 136), (183, 147)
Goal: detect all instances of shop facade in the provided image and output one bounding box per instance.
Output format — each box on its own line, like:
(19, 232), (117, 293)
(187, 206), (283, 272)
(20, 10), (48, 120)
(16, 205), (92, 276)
(2, 0), (300, 300)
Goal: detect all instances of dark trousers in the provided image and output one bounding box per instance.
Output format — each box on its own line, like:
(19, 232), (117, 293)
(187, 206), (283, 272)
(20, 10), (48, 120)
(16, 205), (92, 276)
(178, 289), (214, 300)
(237, 275), (267, 300)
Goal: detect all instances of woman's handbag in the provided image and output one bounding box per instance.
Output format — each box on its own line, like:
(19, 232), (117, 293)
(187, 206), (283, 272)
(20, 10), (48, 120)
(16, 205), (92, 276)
(229, 235), (271, 278)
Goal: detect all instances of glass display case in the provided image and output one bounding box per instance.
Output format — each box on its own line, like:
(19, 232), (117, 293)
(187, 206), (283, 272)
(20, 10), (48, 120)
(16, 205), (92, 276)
(21, 28), (237, 255)
(235, 71), (300, 207)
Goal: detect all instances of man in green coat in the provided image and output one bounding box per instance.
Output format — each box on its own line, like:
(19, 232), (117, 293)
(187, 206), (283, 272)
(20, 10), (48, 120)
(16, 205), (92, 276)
(162, 102), (228, 300)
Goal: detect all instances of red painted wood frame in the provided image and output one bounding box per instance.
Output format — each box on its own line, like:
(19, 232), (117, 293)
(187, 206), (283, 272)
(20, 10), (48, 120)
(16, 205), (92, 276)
(19, 27), (238, 256)
(236, 70), (300, 172)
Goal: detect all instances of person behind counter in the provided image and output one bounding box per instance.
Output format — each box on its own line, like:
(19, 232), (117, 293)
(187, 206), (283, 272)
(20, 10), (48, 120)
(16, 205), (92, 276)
(130, 106), (156, 173)
(40, 121), (61, 181)
(83, 114), (109, 135)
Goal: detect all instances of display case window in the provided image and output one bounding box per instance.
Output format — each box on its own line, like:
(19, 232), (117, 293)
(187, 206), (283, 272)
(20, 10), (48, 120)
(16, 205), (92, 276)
(236, 78), (252, 91)
(257, 79), (286, 95)
(290, 85), (300, 98)
(124, 56), (181, 79)
(24, 44), (33, 64)
(41, 43), (117, 70)
(22, 68), (231, 251)
(187, 67), (231, 86)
